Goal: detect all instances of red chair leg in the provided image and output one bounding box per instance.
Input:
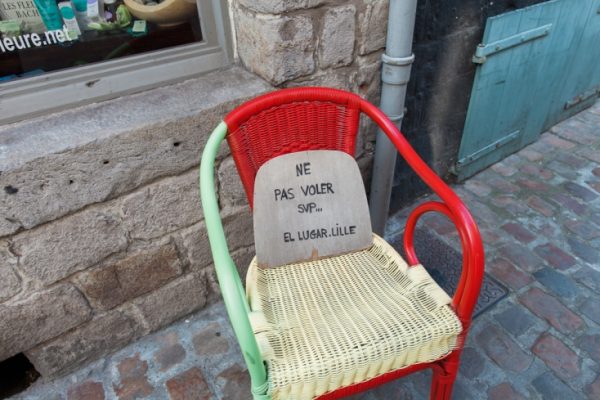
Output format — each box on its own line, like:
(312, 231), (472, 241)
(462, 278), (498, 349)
(430, 353), (461, 400)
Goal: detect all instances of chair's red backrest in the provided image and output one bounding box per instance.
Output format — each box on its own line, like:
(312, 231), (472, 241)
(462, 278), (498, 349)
(224, 87), (362, 208)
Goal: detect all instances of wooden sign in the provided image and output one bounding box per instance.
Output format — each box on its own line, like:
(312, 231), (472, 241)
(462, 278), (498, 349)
(253, 150), (372, 268)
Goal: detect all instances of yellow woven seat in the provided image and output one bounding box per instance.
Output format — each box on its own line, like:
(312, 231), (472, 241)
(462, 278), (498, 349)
(246, 235), (463, 400)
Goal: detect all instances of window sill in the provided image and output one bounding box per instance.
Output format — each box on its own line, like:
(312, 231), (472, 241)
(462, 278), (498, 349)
(0, 66), (272, 237)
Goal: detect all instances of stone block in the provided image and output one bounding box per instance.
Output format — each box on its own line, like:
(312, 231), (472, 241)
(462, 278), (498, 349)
(166, 367), (212, 400)
(358, 0), (389, 55)
(26, 309), (141, 377)
(0, 284), (91, 361)
(0, 68), (271, 237)
(501, 222), (536, 243)
(179, 223), (212, 272)
(75, 243), (183, 310)
(357, 52), (383, 105)
(122, 170), (201, 240)
(572, 266), (600, 292)
(580, 298), (600, 325)
(237, 0), (326, 14)
(222, 206), (254, 250)
(285, 68), (358, 92)
(134, 272), (207, 332)
(235, 8), (315, 85)
(519, 287), (585, 334)
(0, 241), (21, 301)
(13, 206), (128, 285)
(532, 333), (581, 380)
(563, 182), (598, 202)
(217, 156), (247, 207)
(318, 5), (356, 68)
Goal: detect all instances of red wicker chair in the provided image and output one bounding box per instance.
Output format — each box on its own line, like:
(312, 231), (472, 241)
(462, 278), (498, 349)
(200, 87), (484, 399)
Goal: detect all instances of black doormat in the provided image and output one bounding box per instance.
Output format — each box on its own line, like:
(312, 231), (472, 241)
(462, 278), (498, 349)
(388, 229), (508, 318)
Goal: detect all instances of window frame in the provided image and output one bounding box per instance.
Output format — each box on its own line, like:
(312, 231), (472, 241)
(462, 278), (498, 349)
(0, 0), (233, 124)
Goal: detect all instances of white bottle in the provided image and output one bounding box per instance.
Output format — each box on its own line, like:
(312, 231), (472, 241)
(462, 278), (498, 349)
(58, 2), (82, 39)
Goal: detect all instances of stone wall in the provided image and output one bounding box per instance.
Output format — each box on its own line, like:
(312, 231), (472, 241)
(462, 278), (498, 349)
(0, 68), (272, 377)
(0, 1), (388, 379)
(232, 0), (390, 188)
(390, 0), (549, 211)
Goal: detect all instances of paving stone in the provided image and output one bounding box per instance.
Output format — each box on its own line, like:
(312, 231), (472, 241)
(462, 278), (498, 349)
(533, 243), (576, 270)
(464, 180), (492, 197)
(562, 182), (598, 202)
(488, 176), (521, 193)
(575, 334), (600, 362)
(572, 266), (600, 291)
(516, 178), (551, 192)
(498, 245), (543, 273)
(554, 152), (590, 168)
(564, 219), (600, 240)
(487, 258), (534, 290)
(579, 147), (600, 163)
(423, 213), (456, 235)
(584, 375), (600, 398)
(476, 325), (533, 372)
(518, 148), (543, 161)
(67, 381), (105, 400)
(487, 382), (526, 400)
(520, 163), (554, 179)
(495, 304), (538, 337)
(540, 133), (577, 149)
(113, 353), (154, 400)
(552, 123), (598, 145)
(165, 367), (212, 400)
(547, 160), (580, 180)
(218, 363), (252, 400)
(154, 331), (186, 371)
(593, 167), (600, 177)
(75, 243), (183, 311)
(532, 333), (581, 380)
(567, 237), (598, 264)
(527, 196), (556, 217)
(458, 347), (485, 379)
(491, 194), (529, 215)
(547, 192), (586, 215)
(501, 223), (536, 243)
(193, 322), (229, 357)
(532, 371), (582, 400)
(533, 267), (579, 298)
(519, 288), (585, 334)
(491, 161), (518, 177)
(580, 298), (600, 325)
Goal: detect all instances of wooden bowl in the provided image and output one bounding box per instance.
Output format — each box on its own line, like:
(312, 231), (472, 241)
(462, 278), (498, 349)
(124, 0), (197, 26)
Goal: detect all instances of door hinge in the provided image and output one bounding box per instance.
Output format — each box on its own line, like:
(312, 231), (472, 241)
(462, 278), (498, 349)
(473, 24), (552, 64)
(565, 86), (600, 110)
(456, 130), (521, 170)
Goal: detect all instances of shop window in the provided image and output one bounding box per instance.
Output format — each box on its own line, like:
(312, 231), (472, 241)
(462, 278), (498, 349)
(0, 0), (231, 123)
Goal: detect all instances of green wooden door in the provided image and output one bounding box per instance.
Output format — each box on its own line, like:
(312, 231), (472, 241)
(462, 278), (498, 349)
(455, 0), (600, 180)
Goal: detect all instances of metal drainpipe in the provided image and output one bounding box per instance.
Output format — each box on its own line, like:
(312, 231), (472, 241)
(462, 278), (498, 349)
(369, 0), (418, 235)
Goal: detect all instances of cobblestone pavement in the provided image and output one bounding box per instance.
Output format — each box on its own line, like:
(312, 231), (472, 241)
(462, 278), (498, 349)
(12, 102), (600, 399)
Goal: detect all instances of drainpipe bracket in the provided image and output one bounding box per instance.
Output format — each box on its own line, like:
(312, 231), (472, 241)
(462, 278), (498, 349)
(381, 53), (415, 85)
(387, 112), (405, 123)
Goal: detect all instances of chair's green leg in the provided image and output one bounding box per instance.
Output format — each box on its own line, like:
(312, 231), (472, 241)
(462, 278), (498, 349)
(200, 121), (270, 399)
